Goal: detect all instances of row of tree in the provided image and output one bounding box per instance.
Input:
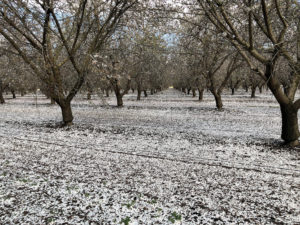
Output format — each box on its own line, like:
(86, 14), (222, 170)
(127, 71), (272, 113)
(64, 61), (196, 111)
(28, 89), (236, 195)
(0, 0), (300, 145)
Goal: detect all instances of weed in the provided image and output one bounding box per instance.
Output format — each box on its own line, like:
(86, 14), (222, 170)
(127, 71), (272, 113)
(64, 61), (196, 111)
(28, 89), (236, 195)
(123, 200), (136, 209)
(150, 199), (157, 204)
(120, 216), (130, 225)
(168, 212), (181, 224)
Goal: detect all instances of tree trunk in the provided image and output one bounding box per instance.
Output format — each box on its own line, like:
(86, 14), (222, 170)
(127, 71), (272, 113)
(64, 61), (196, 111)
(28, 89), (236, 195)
(87, 91), (92, 100)
(50, 98), (55, 104)
(143, 90), (148, 97)
(259, 86), (263, 93)
(187, 88), (191, 95)
(280, 104), (300, 146)
(182, 87), (186, 93)
(116, 93), (123, 107)
(137, 89), (142, 100)
(215, 95), (223, 110)
(192, 88), (196, 97)
(198, 88), (204, 101)
(212, 91), (223, 110)
(0, 80), (4, 104)
(0, 89), (4, 104)
(251, 86), (256, 98)
(12, 89), (16, 99)
(105, 88), (110, 97)
(245, 86), (249, 92)
(231, 88), (235, 95)
(60, 101), (73, 126)
(132, 88), (135, 93)
(150, 89), (154, 95)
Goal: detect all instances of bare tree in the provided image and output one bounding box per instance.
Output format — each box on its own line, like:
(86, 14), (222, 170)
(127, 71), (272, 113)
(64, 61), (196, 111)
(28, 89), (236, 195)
(92, 51), (131, 107)
(199, 0), (300, 145)
(0, 0), (137, 125)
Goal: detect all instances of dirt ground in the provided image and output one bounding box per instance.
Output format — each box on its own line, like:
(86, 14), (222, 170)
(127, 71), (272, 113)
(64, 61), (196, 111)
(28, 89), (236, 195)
(0, 89), (299, 224)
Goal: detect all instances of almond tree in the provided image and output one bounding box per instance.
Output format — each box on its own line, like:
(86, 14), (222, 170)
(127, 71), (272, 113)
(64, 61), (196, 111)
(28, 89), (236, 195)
(180, 29), (242, 109)
(228, 73), (242, 95)
(199, 0), (300, 145)
(92, 50), (132, 107)
(201, 39), (242, 109)
(130, 31), (168, 100)
(0, 0), (137, 125)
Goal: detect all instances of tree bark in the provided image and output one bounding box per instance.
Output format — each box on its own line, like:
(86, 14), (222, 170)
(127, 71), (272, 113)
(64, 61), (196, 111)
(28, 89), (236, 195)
(198, 88), (204, 101)
(192, 88), (196, 97)
(116, 93), (123, 107)
(137, 89), (141, 100)
(59, 101), (73, 126)
(0, 89), (4, 104)
(11, 89), (16, 99)
(105, 88), (110, 97)
(214, 94), (223, 110)
(280, 104), (300, 146)
(251, 86), (256, 98)
(0, 80), (4, 104)
(87, 91), (92, 100)
(265, 63), (300, 145)
(211, 90), (223, 110)
(231, 88), (235, 95)
(187, 88), (191, 95)
(86, 82), (92, 100)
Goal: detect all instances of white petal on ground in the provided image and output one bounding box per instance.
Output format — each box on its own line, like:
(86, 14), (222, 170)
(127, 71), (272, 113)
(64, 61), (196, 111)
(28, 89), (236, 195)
(0, 89), (299, 224)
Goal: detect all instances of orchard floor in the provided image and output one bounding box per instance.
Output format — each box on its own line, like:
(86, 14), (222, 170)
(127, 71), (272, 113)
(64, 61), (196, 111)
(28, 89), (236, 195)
(0, 88), (299, 224)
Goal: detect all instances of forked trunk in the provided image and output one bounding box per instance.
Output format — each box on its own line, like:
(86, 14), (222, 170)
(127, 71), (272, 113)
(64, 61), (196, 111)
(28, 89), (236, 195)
(280, 104), (300, 146)
(60, 101), (73, 126)
(266, 63), (300, 146)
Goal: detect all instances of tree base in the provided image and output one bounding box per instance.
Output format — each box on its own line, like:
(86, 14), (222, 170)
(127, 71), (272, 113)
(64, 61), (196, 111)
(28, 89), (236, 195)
(63, 122), (73, 127)
(284, 139), (299, 147)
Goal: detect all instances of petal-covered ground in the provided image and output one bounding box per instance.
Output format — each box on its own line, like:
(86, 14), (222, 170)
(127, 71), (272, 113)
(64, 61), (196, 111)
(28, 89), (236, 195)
(0, 89), (299, 224)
